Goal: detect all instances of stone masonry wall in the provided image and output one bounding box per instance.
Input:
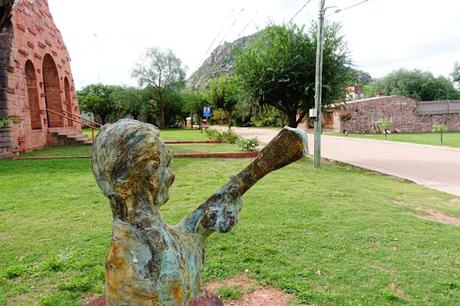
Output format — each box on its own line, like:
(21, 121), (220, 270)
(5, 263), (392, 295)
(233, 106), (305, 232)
(0, 20), (14, 157)
(339, 96), (460, 133)
(0, 0), (81, 158)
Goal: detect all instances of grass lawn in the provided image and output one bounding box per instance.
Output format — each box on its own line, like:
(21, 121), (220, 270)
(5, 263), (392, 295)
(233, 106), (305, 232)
(1, 157), (459, 305)
(331, 132), (460, 148)
(19, 143), (242, 158)
(82, 127), (211, 142)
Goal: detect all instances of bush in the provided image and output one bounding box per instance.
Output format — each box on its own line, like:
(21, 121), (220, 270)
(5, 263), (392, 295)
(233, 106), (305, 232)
(206, 129), (240, 143)
(221, 130), (240, 144)
(239, 138), (260, 151)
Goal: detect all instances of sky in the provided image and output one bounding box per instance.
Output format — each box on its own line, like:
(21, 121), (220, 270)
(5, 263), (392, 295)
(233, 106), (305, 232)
(47, 0), (460, 89)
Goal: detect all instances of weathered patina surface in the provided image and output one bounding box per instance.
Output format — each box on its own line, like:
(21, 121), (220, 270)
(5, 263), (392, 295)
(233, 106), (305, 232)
(92, 119), (307, 306)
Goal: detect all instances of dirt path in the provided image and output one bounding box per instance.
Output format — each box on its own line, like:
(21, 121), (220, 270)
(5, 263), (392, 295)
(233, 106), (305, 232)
(223, 126), (460, 197)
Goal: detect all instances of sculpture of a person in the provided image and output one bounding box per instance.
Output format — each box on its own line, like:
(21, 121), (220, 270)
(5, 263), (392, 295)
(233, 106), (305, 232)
(92, 119), (307, 306)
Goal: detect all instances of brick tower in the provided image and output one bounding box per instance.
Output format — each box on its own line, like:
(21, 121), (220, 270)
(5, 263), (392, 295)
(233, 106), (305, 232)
(0, 0), (86, 158)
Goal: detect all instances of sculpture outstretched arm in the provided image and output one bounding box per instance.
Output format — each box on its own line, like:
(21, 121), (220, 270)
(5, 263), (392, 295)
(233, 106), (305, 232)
(179, 127), (308, 236)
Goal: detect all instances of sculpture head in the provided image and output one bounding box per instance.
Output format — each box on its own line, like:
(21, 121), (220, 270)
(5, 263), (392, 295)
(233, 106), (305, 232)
(92, 119), (175, 220)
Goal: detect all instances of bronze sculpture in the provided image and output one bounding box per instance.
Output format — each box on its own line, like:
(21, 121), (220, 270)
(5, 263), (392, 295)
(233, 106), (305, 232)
(92, 119), (307, 305)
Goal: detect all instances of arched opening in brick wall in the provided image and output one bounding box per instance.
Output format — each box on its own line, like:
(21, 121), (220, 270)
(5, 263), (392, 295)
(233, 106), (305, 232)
(43, 54), (63, 128)
(63, 77), (73, 127)
(25, 60), (42, 130)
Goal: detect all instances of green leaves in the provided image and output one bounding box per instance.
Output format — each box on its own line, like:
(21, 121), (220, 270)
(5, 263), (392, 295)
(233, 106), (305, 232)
(235, 22), (352, 127)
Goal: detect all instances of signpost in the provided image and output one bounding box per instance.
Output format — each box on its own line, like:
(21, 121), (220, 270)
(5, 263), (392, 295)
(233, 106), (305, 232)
(203, 106), (212, 118)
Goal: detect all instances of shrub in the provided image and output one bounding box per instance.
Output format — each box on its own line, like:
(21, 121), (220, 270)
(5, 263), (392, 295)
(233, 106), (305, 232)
(206, 129), (240, 143)
(433, 123), (449, 145)
(239, 138), (260, 151)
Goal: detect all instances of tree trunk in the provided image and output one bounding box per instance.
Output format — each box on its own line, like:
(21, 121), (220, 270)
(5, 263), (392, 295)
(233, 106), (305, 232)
(279, 110), (286, 128)
(190, 113), (194, 129)
(159, 91), (165, 129)
(227, 110), (232, 130)
(287, 112), (297, 128)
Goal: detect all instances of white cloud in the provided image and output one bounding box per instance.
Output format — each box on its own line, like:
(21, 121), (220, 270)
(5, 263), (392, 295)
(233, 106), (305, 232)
(48, 0), (460, 89)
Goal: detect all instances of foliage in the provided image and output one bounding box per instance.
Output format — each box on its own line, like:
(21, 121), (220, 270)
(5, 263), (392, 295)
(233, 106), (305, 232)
(0, 116), (12, 128)
(182, 90), (208, 128)
(235, 22), (352, 128)
(452, 62), (460, 89)
(378, 118), (391, 139)
(217, 286), (243, 301)
(433, 123), (449, 145)
(207, 76), (239, 129)
(205, 128), (240, 143)
(110, 86), (148, 120)
(132, 47), (186, 128)
(77, 84), (119, 124)
(238, 137), (259, 151)
(1, 158), (459, 305)
(368, 69), (460, 101)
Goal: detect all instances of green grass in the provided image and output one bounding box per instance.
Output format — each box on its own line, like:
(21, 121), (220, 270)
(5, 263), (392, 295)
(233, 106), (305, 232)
(168, 144), (241, 153)
(331, 132), (460, 148)
(160, 128), (211, 141)
(1, 158), (459, 305)
(19, 143), (242, 158)
(83, 127), (211, 142)
(20, 145), (92, 157)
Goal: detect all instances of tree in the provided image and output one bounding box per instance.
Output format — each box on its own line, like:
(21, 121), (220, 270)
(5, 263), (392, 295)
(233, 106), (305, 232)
(370, 69), (460, 101)
(78, 84), (118, 124)
(235, 23), (352, 127)
(182, 90), (208, 128)
(452, 62), (460, 88)
(132, 47), (186, 129)
(378, 118), (391, 139)
(207, 76), (239, 130)
(433, 123), (448, 145)
(110, 86), (147, 120)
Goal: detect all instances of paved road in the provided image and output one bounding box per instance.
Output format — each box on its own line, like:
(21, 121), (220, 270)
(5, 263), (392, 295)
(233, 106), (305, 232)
(227, 127), (460, 197)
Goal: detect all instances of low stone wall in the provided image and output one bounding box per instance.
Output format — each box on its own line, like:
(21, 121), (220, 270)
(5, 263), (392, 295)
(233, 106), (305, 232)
(338, 96), (460, 133)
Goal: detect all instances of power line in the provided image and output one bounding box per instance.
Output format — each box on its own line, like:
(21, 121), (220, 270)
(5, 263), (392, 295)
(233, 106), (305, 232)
(202, 9), (236, 61)
(289, 0), (313, 24)
(216, 8), (245, 49)
(326, 0), (369, 17)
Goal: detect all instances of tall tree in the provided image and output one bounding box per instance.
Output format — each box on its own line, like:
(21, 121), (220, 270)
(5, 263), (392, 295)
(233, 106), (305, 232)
(132, 47), (185, 129)
(235, 23), (352, 127)
(78, 84), (118, 124)
(452, 62), (460, 88)
(370, 69), (460, 101)
(207, 76), (239, 130)
(110, 86), (146, 120)
(182, 90), (208, 128)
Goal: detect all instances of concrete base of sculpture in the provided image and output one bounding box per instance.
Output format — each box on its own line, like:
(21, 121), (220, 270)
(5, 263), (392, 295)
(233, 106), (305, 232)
(91, 119), (307, 306)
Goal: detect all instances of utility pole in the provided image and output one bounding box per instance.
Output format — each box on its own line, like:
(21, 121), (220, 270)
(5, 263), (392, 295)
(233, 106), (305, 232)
(314, 0), (325, 169)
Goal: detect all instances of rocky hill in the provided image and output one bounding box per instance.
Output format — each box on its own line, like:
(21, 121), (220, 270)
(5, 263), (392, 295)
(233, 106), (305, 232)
(187, 34), (256, 89)
(187, 32), (372, 89)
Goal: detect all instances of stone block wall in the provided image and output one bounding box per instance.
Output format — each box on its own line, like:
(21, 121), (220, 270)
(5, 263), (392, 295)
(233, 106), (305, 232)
(337, 96), (460, 133)
(0, 0), (81, 158)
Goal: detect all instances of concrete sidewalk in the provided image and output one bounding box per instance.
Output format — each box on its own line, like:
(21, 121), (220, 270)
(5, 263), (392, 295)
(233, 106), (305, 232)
(227, 126), (460, 197)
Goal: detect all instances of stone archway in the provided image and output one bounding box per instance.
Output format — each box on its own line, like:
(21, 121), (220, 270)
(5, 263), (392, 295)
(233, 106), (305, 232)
(25, 60), (41, 130)
(43, 54), (63, 128)
(63, 77), (73, 127)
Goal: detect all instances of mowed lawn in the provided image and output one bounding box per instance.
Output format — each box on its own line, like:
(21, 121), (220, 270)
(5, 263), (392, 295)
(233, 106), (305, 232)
(332, 132), (460, 148)
(0, 158), (459, 305)
(19, 143), (242, 158)
(83, 128), (211, 142)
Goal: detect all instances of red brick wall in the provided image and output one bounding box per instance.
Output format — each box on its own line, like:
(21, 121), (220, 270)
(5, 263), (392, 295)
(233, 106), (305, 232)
(0, 0), (81, 158)
(338, 96), (460, 133)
